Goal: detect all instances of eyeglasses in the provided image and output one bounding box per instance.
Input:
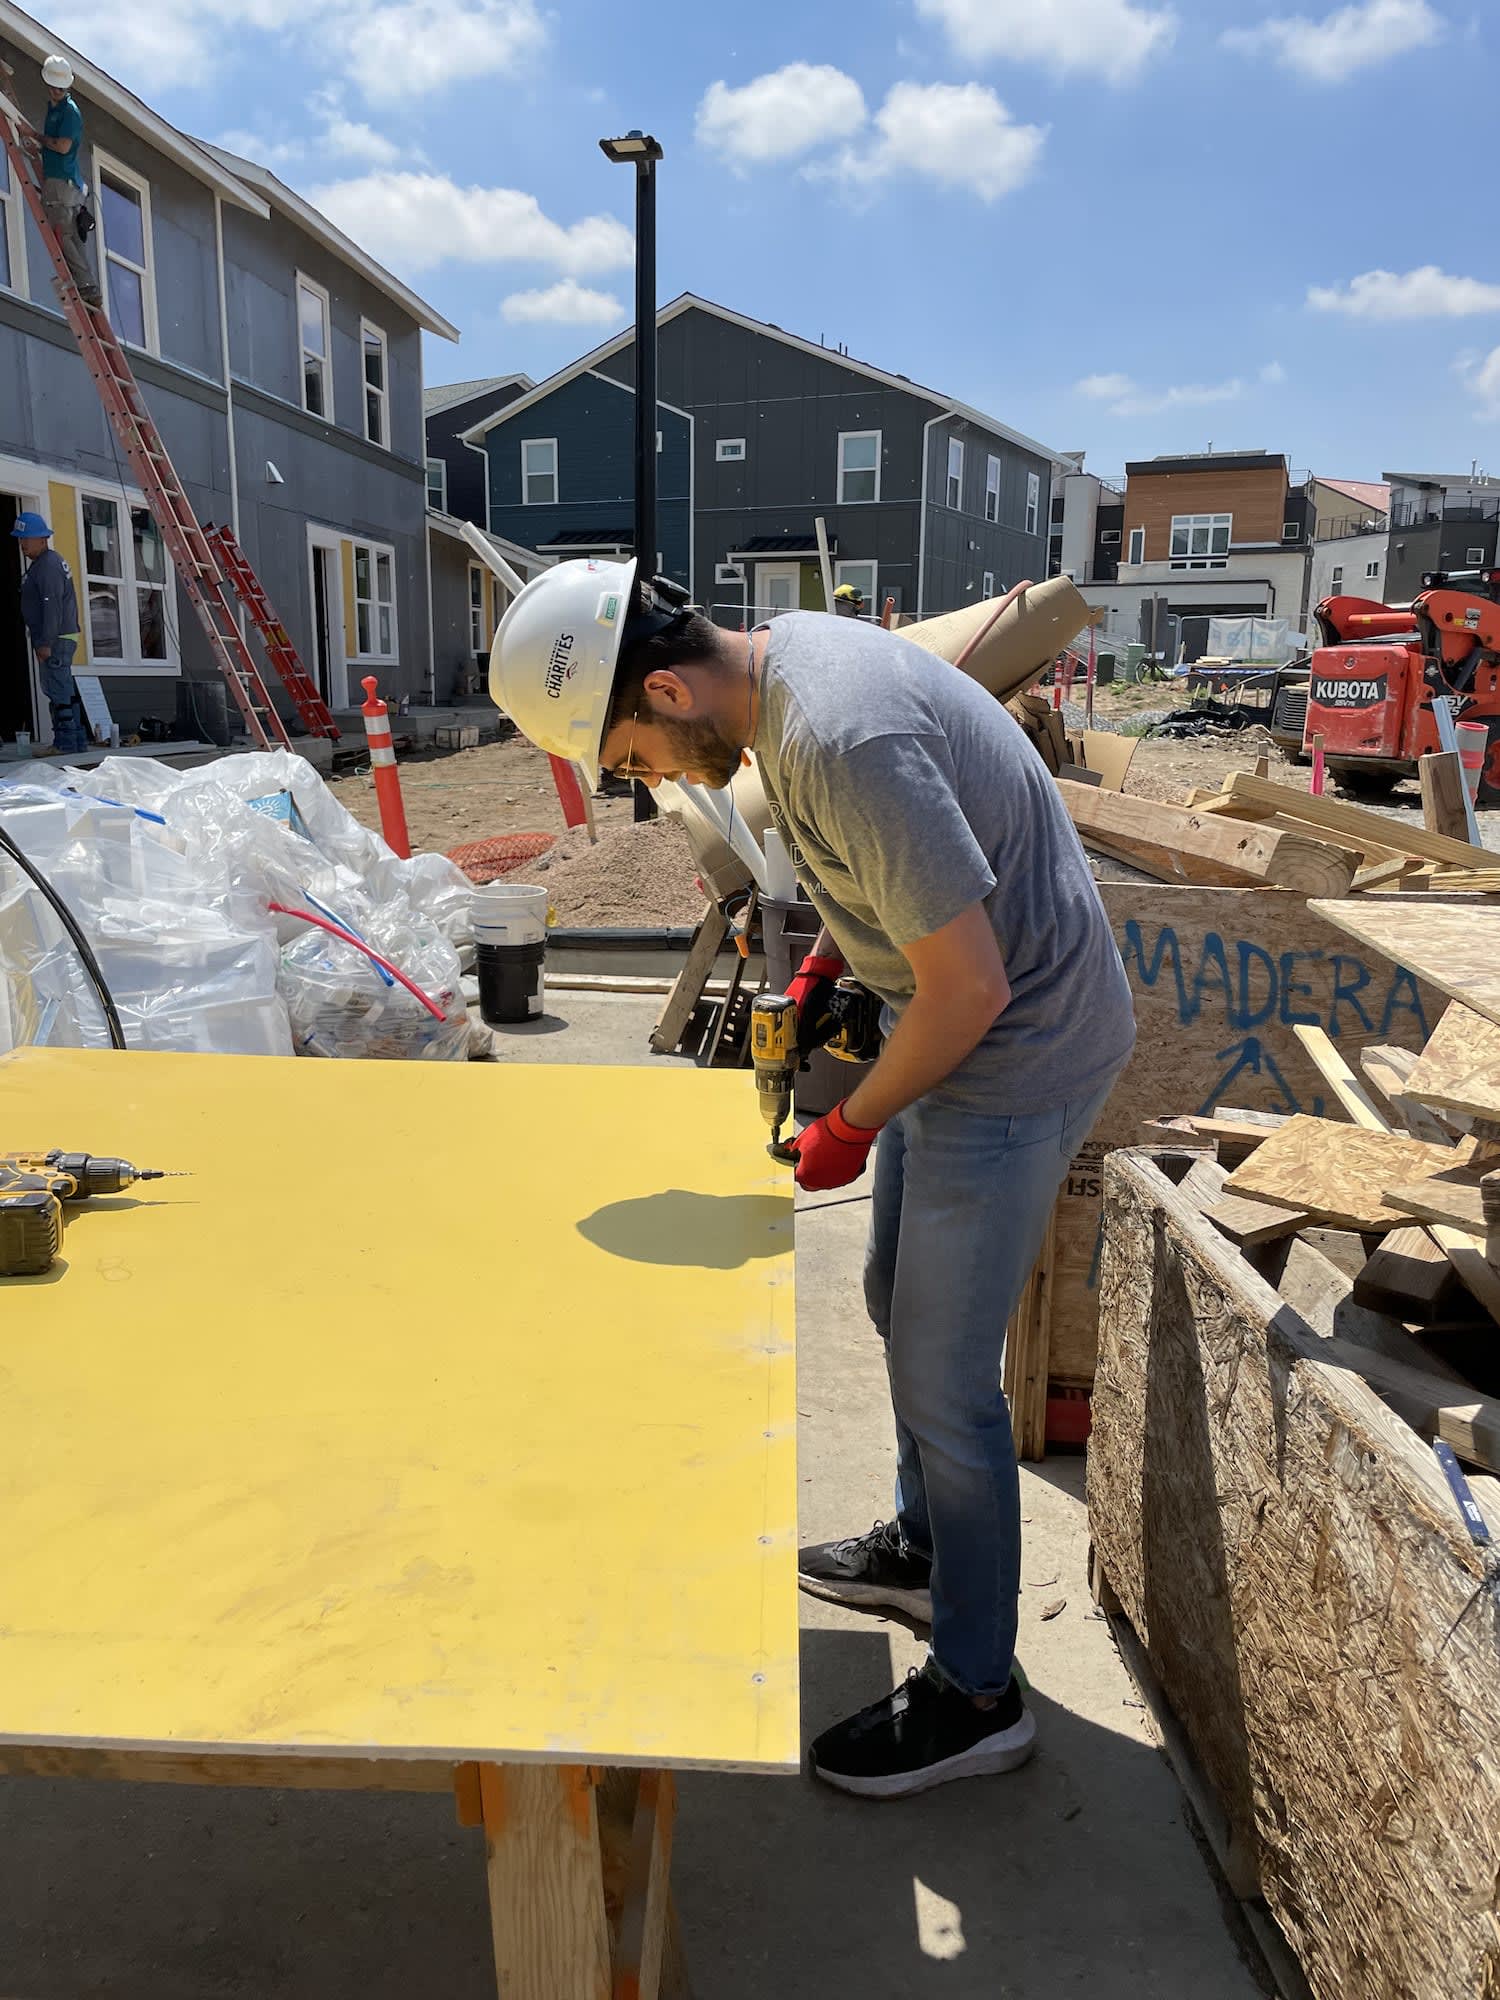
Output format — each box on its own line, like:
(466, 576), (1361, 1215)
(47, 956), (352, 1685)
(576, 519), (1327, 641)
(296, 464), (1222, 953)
(603, 708), (660, 782)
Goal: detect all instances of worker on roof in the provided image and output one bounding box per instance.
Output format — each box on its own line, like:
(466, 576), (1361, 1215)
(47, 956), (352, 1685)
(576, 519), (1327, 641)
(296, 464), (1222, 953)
(13, 513), (89, 755)
(833, 583), (865, 619)
(37, 56), (101, 307)
(487, 562), (1137, 1802)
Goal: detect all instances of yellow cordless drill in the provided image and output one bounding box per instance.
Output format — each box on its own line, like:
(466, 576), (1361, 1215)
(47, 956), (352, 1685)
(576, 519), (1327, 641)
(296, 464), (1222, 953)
(750, 980), (882, 1160)
(0, 1151), (179, 1277)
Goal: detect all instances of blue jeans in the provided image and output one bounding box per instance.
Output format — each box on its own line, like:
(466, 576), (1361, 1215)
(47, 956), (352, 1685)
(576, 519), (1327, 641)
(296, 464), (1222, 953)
(863, 1075), (1120, 1696)
(40, 638), (88, 754)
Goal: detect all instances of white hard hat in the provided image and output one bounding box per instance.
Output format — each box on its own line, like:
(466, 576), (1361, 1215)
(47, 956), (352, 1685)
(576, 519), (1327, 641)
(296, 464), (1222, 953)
(488, 557), (637, 784)
(42, 55), (74, 88)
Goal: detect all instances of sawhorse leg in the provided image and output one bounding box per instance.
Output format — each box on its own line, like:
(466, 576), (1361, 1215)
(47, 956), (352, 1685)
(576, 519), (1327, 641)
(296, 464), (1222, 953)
(456, 1762), (689, 1999)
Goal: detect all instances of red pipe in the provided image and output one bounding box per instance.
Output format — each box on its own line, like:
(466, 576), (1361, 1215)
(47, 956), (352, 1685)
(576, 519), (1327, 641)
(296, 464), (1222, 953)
(360, 676), (412, 859)
(548, 753), (589, 828)
(268, 903), (448, 1021)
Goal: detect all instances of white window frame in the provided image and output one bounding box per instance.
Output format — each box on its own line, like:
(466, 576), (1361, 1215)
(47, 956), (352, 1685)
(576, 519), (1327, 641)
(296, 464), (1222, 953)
(468, 562), (486, 654)
(0, 153), (26, 298)
(946, 437), (964, 510)
(837, 429), (881, 505)
(297, 271), (332, 420)
(834, 558), (878, 614)
(425, 456), (447, 512)
(982, 571), (995, 599)
(1365, 560), (1381, 578)
(74, 482), (179, 675)
(1169, 512), (1232, 569)
(351, 536), (397, 662)
(985, 455), (1001, 524)
(1025, 471), (1041, 537)
(1282, 519), (1300, 542)
(1331, 567), (1344, 590)
(716, 438), (747, 463)
(521, 437), (558, 506)
(360, 317), (389, 449)
(1127, 527), (1145, 564)
(1467, 546), (1486, 565)
(1100, 528), (1121, 545)
(93, 150), (158, 355)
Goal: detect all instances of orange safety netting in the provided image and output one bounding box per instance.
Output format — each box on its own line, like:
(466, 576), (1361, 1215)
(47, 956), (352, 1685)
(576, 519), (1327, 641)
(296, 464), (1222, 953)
(447, 832), (557, 885)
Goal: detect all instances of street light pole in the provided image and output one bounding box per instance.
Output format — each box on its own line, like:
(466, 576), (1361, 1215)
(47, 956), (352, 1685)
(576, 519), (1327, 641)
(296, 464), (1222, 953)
(598, 130), (664, 610)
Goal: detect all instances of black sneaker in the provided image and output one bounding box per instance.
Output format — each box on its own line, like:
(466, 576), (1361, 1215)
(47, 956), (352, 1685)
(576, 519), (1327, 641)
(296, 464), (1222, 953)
(810, 1663), (1036, 1799)
(797, 1520), (932, 1621)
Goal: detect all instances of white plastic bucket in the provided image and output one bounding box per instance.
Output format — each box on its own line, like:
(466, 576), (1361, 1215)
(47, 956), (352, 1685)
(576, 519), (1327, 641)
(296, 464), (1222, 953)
(472, 883), (549, 1025)
(471, 882), (549, 948)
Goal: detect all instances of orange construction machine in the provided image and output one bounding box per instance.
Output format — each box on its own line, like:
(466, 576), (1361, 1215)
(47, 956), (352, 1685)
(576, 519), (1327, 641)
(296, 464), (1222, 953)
(1290, 570), (1500, 803)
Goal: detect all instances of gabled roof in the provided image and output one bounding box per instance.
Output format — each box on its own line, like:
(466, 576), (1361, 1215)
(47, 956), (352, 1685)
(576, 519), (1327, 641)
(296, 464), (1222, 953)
(0, 0), (267, 214)
(1318, 477), (1390, 513)
(202, 145), (459, 341)
(459, 293), (1063, 463)
(425, 374), (533, 418)
(426, 509), (551, 571)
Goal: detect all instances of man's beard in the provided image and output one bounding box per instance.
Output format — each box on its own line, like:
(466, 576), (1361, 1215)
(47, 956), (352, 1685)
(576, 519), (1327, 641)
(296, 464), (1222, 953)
(655, 714), (745, 791)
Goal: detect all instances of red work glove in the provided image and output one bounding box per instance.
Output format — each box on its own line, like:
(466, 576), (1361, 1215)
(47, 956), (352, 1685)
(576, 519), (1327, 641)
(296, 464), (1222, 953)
(786, 951), (845, 1041)
(788, 1100), (882, 1192)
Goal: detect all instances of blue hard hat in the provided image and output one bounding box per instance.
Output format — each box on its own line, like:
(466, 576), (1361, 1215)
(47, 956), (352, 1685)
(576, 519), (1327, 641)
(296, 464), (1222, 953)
(11, 512), (52, 539)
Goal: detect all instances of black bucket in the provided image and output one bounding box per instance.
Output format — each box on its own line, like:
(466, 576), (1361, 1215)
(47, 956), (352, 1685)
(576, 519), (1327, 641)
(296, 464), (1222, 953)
(476, 940), (546, 1025)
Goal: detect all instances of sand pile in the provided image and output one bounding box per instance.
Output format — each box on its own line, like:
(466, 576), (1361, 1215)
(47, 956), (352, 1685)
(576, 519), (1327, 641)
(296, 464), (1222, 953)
(535, 815), (708, 927)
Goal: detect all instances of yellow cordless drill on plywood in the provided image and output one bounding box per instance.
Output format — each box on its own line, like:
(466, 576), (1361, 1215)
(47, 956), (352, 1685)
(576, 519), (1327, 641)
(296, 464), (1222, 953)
(750, 980), (882, 1161)
(0, 1151), (178, 1277)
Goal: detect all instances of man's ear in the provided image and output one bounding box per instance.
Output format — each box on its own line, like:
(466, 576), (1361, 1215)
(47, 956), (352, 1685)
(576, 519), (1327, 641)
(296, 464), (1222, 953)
(641, 667), (695, 714)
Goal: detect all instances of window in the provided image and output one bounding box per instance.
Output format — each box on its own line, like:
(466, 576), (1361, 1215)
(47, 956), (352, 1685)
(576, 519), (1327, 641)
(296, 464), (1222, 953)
(361, 320), (388, 448)
(1282, 520), (1300, 542)
(298, 274), (331, 418)
(1100, 528), (1121, 545)
(1169, 512), (1231, 569)
(77, 490), (173, 667)
(522, 438), (557, 506)
(492, 575), (510, 630)
(1127, 527), (1145, 564)
(838, 431), (880, 504)
(982, 571), (995, 599)
(716, 438), (746, 462)
(352, 539), (396, 658)
(1365, 560), (1381, 579)
(1025, 471), (1041, 537)
(96, 154), (155, 352)
(0, 155), (24, 295)
(469, 564), (485, 654)
(835, 559), (877, 613)
(425, 456), (447, 512)
(946, 437), (964, 510)
(985, 455), (1001, 523)
(1332, 567), (1343, 590)
(1467, 546), (1486, 565)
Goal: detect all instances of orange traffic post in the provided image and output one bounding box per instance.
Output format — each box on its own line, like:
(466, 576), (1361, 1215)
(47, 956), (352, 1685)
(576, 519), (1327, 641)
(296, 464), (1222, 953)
(360, 676), (411, 859)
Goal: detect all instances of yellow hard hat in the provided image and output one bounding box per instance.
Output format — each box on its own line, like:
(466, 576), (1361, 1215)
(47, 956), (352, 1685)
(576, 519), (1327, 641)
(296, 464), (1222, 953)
(834, 583), (862, 602)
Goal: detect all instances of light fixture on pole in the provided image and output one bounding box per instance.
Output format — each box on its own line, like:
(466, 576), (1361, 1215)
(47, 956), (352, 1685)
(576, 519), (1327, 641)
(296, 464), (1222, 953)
(598, 130), (664, 617)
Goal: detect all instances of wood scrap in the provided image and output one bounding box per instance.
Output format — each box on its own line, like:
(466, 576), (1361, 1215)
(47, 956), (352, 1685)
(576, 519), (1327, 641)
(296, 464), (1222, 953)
(1357, 1044), (1458, 1144)
(1354, 1226), (1466, 1327)
(1225, 1117), (1474, 1232)
(1272, 1234), (1472, 1384)
(1419, 750), (1471, 841)
(1139, 1109), (1288, 1166)
(1310, 901), (1500, 1032)
(1352, 856), (1426, 892)
(1056, 780), (1355, 895)
(1420, 871), (1500, 894)
(1384, 1165), (1500, 1261)
(1079, 730), (1138, 792)
(1292, 1024), (1388, 1128)
(1403, 1003), (1500, 1125)
(1204, 1194), (1311, 1246)
(1227, 771), (1500, 873)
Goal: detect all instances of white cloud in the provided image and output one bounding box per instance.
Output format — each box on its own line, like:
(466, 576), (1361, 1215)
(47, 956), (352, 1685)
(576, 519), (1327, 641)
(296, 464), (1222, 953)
(1260, 360), (1287, 384)
(1075, 371), (1246, 416)
(1308, 265), (1500, 318)
(817, 83), (1045, 203)
(215, 127), (304, 170)
(501, 280), (624, 326)
(1457, 347), (1500, 420)
(212, 91), (416, 176)
(696, 63), (867, 165)
(916, 0), (1178, 83)
(318, 110), (404, 168)
(306, 172), (633, 276)
(1222, 0), (1444, 82)
(53, 0), (544, 99)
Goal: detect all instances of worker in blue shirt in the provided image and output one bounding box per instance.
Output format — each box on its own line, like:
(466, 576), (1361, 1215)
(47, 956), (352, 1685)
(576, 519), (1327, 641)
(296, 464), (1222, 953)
(13, 512), (89, 755)
(38, 55), (101, 306)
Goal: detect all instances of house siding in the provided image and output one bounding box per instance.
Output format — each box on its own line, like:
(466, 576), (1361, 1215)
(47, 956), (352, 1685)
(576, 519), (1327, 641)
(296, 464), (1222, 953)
(426, 384), (528, 525)
(1123, 465), (1289, 562)
(922, 418), (1052, 615)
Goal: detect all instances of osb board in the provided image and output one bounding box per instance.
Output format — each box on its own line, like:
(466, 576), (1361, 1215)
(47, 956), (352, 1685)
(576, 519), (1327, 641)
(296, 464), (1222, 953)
(1402, 1002), (1500, 1124)
(1223, 1117), (1468, 1231)
(1047, 885), (1457, 1384)
(1310, 900), (1500, 1031)
(1087, 1151), (1500, 2000)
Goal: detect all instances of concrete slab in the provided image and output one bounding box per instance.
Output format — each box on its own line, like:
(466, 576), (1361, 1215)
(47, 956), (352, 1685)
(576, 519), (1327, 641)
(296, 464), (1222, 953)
(0, 995), (1263, 1998)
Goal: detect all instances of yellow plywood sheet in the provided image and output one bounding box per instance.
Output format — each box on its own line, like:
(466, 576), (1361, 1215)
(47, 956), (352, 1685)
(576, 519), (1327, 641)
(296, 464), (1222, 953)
(0, 1048), (798, 1773)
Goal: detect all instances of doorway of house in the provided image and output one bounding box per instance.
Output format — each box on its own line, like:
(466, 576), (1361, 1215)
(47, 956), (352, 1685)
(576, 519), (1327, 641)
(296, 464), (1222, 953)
(0, 494), (37, 743)
(755, 562), (801, 620)
(308, 537), (346, 709)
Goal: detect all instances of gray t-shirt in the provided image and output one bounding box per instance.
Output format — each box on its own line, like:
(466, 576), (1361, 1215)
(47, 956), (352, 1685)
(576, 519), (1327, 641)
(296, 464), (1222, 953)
(755, 612), (1136, 1115)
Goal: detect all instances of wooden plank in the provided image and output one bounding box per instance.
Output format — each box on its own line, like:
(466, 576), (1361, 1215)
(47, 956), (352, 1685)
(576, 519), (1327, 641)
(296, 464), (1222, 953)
(1291, 1024), (1387, 1129)
(1204, 1194), (1310, 1245)
(1270, 1234), (1471, 1382)
(1420, 751), (1471, 840)
(1225, 1117), (1471, 1231)
(1057, 780), (1356, 895)
(1089, 1149), (1500, 2000)
(482, 1763), (612, 2000)
(649, 902), (729, 1054)
(1353, 1227), (1464, 1326)
(1420, 870), (1500, 893)
(1003, 1206), (1055, 1460)
(611, 1770), (676, 2000)
(1384, 1166), (1494, 1241)
(1083, 831), (1209, 885)
(1139, 1111), (1288, 1167)
(1079, 729), (1139, 792)
(1226, 771), (1500, 872)
(1356, 1045), (1457, 1144)
(1403, 1003), (1500, 1124)
(0, 1746), (456, 1791)
(1311, 900), (1500, 1031)
(1351, 856), (1425, 892)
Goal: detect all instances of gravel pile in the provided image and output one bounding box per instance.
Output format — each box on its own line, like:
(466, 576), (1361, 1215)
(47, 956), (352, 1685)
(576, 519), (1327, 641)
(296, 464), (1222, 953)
(534, 815), (708, 928)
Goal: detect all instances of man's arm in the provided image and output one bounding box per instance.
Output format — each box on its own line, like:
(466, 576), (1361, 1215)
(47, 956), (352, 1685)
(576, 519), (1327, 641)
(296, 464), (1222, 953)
(841, 903), (1009, 1131)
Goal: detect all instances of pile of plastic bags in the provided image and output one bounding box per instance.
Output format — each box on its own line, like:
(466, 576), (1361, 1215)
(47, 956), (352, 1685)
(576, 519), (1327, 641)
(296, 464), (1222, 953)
(0, 750), (474, 1061)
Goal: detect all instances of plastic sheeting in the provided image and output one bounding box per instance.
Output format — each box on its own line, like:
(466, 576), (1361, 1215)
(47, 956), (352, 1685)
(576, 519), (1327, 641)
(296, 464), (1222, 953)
(1204, 617), (1307, 665)
(0, 754), (474, 1060)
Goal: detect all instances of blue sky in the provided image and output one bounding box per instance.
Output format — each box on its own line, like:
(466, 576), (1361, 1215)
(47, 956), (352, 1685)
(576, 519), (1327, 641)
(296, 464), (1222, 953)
(43, 0), (1500, 481)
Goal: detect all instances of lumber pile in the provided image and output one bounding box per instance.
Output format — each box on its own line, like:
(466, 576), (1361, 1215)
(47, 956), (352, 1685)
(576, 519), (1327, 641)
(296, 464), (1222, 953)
(1088, 1144), (1500, 2000)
